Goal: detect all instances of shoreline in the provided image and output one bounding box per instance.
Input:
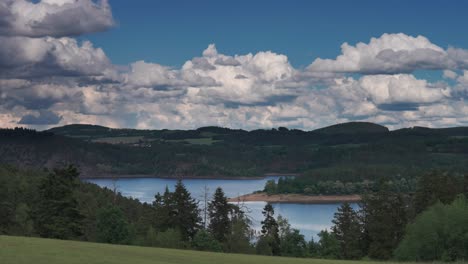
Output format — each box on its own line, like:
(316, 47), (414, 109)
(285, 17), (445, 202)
(228, 192), (361, 204)
(80, 173), (300, 180)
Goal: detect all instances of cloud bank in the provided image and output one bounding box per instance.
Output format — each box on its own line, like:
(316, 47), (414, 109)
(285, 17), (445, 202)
(0, 1), (467, 130)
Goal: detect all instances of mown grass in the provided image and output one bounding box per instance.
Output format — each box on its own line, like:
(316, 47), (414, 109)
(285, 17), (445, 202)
(1, 235), (454, 264)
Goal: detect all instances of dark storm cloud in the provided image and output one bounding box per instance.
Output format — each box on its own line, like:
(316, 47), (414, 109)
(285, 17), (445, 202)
(18, 110), (62, 125)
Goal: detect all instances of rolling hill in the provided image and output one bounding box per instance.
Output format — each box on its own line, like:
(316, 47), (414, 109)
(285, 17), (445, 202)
(0, 122), (467, 180)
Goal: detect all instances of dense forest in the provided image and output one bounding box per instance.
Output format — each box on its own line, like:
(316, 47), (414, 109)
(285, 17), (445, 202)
(1, 122), (468, 186)
(1, 165), (467, 261)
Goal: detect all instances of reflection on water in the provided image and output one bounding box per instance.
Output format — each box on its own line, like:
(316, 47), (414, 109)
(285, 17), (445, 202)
(87, 177), (358, 240)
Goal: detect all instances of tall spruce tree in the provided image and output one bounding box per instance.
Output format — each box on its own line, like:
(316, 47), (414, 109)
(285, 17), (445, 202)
(331, 202), (363, 259)
(361, 183), (408, 260)
(152, 186), (174, 230)
(259, 204), (281, 255)
(34, 165), (83, 239)
(413, 171), (461, 215)
(171, 180), (201, 241)
(208, 187), (231, 242)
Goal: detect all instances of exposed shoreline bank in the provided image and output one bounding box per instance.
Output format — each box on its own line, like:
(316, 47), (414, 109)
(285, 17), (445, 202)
(80, 173), (300, 180)
(228, 192), (361, 204)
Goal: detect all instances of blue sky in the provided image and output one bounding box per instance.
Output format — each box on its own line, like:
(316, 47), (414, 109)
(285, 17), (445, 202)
(1, 0), (468, 130)
(81, 0), (468, 68)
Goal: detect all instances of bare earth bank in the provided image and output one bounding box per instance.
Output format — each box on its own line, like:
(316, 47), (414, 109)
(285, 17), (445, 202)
(228, 192), (361, 204)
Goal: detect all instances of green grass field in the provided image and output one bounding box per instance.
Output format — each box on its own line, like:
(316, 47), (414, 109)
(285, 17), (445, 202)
(0, 236), (458, 264)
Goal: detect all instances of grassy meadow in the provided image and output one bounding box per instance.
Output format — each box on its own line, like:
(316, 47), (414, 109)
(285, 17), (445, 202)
(0, 236), (405, 264)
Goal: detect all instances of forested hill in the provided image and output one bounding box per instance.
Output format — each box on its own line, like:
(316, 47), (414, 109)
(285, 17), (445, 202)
(1, 122), (468, 179)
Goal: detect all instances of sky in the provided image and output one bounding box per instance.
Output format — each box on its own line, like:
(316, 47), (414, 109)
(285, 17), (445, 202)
(1, 0), (468, 130)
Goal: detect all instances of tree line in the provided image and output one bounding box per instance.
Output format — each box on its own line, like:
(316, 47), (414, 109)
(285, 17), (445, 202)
(2, 125), (468, 180)
(1, 165), (467, 261)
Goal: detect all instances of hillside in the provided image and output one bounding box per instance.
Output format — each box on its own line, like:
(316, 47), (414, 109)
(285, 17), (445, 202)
(313, 122), (389, 135)
(0, 122), (467, 180)
(0, 236), (409, 264)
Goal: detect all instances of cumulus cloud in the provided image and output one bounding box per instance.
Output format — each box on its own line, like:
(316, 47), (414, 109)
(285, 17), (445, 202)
(0, 0), (467, 131)
(309, 33), (468, 74)
(3, 41), (468, 130)
(358, 74), (450, 105)
(0, 0), (114, 37)
(0, 36), (116, 80)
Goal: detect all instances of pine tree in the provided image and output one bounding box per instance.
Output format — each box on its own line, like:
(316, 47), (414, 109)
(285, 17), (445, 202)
(259, 204), (281, 255)
(152, 186), (174, 230)
(34, 165), (83, 239)
(171, 180), (201, 241)
(331, 202), (363, 259)
(361, 183), (408, 260)
(208, 187), (231, 242)
(413, 171), (461, 215)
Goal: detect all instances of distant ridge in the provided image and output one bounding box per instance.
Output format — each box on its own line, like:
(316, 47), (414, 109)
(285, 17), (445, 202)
(48, 121), (391, 134)
(312, 122), (389, 135)
(1, 121), (467, 178)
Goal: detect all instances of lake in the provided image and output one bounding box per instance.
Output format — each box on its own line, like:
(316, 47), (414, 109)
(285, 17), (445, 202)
(87, 176), (358, 240)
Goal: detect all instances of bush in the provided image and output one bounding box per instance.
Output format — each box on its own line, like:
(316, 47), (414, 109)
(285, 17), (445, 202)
(96, 206), (130, 244)
(395, 195), (468, 261)
(192, 230), (222, 252)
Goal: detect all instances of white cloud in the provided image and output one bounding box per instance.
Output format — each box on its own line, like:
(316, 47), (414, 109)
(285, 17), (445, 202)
(308, 33), (468, 74)
(0, 36), (116, 80)
(443, 70), (457, 79)
(0, 0), (468, 136)
(358, 74), (449, 105)
(0, 0), (114, 37)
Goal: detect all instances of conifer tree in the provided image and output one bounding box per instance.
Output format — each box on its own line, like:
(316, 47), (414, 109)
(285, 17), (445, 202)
(34, 165), (83, 239)
(259, 203), (281, 255)
(360, 183), (407, 260)
(331, 202), (362, 259)
(208, 187), (231, 242)
(171, 180), (201, 241)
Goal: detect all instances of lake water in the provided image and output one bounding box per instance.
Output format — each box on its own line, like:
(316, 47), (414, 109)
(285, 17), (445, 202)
(87, 177), (358, 240)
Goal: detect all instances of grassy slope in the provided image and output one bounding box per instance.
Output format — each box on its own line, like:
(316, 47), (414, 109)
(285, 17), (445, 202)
(0, 236), (404, 264)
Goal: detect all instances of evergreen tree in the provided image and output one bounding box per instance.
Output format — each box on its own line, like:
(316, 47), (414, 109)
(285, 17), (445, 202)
(152, 186), (174, 230)
(413, 171), (461, 215)
(96, 205), (130, 244)
(34, 166), (83, 239)
(361, 184), (408, 260)
(259, 204), (281, 255)
(171, 180), (201, 241)
(208, 187), (231, 242)
(331, 202), (363, 259)
(307, 238), (318, 257)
